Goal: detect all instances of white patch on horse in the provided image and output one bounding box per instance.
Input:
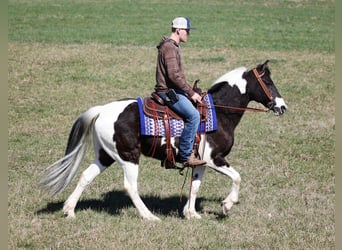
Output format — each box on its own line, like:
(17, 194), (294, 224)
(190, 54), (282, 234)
(161, 137), (177, 151)
(198, 135), (215, 166)
(95, 99), (136, 160)
(213, 67), (247, 94)
(275, 97), (287, 109)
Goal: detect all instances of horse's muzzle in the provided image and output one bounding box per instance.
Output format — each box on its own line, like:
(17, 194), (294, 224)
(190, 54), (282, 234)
(273, 105), (286, 116)
(271, 97), (287, 116)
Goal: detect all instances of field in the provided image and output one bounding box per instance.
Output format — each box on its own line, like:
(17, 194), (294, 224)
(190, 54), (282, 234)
(8, 0), (335, 249)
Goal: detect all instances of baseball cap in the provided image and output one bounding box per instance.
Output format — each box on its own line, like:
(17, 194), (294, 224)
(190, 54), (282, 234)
(171, 17), (193, 30)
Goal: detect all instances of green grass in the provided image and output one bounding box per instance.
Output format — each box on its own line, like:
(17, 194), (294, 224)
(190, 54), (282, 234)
(9, 0), (334, 52)
(8, 0), (335, 249)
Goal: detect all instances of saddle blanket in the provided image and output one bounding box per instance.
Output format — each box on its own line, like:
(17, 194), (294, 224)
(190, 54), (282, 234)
(137, 94), (217, 137)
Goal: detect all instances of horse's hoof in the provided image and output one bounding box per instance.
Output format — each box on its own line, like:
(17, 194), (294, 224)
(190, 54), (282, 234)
(64, 212), (76, 219)
(144, 215), (161, 222)
(221, 201), (233, 215)
(184, 210), (202, 220)
(63, 207), (76, 219)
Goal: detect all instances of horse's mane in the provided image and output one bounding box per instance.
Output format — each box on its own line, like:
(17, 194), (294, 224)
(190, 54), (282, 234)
(208, 66), (248, 94)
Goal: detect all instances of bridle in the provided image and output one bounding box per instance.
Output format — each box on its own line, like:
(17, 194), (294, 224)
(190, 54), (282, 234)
(252, 67), (275, 109)
(207, 67), (275, 113)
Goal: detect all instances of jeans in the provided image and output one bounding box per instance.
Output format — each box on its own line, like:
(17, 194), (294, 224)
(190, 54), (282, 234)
(159, 90), (200, 162)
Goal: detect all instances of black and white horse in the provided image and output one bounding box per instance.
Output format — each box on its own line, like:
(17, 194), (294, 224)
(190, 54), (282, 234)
(41, 60), (287, 221)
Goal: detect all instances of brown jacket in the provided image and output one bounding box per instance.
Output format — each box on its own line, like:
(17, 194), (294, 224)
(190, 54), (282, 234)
(154, 37), (195, 97)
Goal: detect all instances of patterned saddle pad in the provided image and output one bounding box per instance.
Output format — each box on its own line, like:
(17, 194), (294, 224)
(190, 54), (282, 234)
(137, 93), (217, 137)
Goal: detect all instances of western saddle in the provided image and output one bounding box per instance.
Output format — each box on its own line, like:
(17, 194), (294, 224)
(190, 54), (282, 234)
(142, 81), (208, 169)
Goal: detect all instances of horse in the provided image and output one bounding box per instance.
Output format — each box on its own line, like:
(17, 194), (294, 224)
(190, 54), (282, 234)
(41, 60), (287, 221)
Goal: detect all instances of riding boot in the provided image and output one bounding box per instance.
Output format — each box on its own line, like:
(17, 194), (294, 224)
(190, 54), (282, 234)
(182, 150), (206, 168)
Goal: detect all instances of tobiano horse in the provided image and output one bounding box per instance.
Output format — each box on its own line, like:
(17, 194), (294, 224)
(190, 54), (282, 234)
(41, 60), (287, 221)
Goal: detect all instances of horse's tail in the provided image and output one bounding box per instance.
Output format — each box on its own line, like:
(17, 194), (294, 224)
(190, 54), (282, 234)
(40, 106), (102, 197)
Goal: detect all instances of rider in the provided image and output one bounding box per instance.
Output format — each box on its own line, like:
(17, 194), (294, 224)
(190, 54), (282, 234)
(154, 17), (206, 168)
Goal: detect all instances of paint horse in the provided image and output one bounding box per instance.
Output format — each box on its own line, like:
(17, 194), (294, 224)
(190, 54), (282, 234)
(41, 60), (287, 221)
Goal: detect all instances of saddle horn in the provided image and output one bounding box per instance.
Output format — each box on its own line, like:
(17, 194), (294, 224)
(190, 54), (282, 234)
(193, 79), (202, 95)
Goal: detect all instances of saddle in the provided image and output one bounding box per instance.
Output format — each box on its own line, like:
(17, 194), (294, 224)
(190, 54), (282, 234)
(142, 81), (208, 169)
(143, 93), (183, 120)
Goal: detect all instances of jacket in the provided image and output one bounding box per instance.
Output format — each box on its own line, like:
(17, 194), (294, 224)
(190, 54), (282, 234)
(154, 37), (195, 97)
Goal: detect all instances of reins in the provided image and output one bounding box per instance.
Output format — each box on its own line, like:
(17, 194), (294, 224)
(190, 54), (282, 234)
(197, 101), (270, 114)
(212, 104), (269, 113)
(197, 67), (274, 113)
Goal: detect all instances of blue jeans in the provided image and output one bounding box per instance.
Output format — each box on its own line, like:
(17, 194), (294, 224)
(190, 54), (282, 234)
(159, 91), (200, 162)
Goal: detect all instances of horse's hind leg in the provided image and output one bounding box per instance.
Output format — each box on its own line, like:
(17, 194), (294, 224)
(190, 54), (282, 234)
(121, 161), (161, 222)
(63, 160), (108, 218)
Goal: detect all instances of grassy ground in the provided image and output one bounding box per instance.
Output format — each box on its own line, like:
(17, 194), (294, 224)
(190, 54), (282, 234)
(8, 0), (335, 249)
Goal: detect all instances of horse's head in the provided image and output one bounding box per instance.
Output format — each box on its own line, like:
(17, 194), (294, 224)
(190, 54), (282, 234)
(245, 60), (287, 116)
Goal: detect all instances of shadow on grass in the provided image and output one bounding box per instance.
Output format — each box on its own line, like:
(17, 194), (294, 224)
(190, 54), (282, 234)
(36, 189), (225, 219)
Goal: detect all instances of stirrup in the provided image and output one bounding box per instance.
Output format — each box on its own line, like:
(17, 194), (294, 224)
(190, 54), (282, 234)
(182, 159), (206, 168)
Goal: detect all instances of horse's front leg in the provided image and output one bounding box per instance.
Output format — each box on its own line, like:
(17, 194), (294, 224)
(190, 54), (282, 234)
(183, 165), (206, 219)
(63, 161), (107, 218)
(209, 165), (241, 215)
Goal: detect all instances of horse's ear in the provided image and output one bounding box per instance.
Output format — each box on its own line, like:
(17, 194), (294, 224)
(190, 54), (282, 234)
(262, 60), (270, 71)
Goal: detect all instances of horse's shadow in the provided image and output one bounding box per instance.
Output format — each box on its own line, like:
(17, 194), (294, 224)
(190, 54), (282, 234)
(37, 190), (226, 219)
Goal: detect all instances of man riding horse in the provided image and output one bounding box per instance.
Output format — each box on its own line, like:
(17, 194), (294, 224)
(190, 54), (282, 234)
(154, 17), (206, 168)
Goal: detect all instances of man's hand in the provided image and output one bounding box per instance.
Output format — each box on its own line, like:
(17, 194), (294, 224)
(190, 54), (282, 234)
(191, 92), (203, 104)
